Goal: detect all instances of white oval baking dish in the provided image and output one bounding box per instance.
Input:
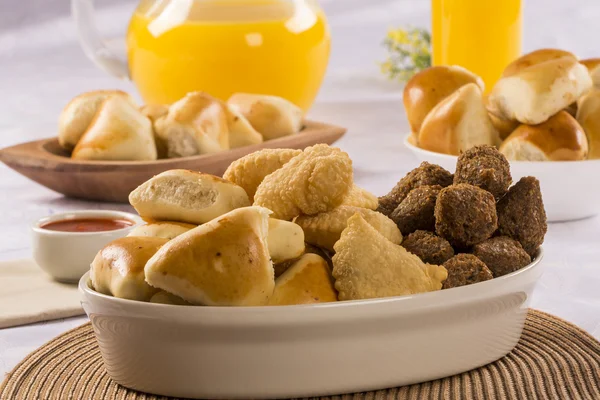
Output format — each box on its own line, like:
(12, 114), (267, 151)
(79, 249), (544, 399)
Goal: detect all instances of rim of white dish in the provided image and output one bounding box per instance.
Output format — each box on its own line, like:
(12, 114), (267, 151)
(32, 210), (143, 236)
(80, 248), (543, 313)
(403, 134), (600, 164)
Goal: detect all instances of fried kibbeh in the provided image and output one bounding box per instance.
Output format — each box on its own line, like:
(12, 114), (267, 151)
(223, 148), (302, 201)
(377, 162), (453, 216)
(497, 177), (547, 256)
(442, 254), (493, 289)
(472, 236), (531, 277)
(390, 185), (441, 234)
(341, 185), (379, 210)
(254, 144), (353, 220)
(435, 184), (498, 248)
(332, 214), (447, 301)
(454, 145), (512, 199)
(402, 230), (454, 265)
(296, 205), (402, 252)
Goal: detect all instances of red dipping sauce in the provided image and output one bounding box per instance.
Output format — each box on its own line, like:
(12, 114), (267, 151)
(41, 218), (134, 233)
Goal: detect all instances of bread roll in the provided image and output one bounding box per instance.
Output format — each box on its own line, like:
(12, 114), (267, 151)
(228, 93), (303, 140)
(500, 111), (588, 161)
(127, 221), (197, 240)
(129, 169), (250, 225)
(140, 104), (169, 158)
(145, 206), (274, 306)
(576, 88), (600, 159)
(149, 291), (190, 305)
(225, 105), (264, 148)
(418, 83), (500, 155)
(155, 92), (230, 158)
(404, 65), (484, 135)
(502, 49), (576, 77)
(489, 112), (519, 141)
(90, 236), (168, 301)
(268, 218), (305, 263)
(580, 58), (600, 88)
(268, 254), (337, 306)
(72, 95), (157, 161)
(58, 90), (135, 150)
(488, 57), (592, 125)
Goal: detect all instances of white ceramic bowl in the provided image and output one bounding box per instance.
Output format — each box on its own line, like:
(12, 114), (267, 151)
(404, 136), (600, 222)
(80, 249), (543, 399)
(32, 210), (142, 282)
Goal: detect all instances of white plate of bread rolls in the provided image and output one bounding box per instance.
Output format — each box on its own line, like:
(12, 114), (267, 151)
(403, 49), (600, 221)
(0, 91), (345, 202)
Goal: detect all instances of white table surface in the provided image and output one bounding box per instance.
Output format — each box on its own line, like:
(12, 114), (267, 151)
(1, 0), (600, 380)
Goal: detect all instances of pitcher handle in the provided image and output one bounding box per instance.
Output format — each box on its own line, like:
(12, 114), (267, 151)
(71, 0), (130, 79)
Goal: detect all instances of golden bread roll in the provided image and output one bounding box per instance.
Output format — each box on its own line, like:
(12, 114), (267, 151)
(225, 105), (264, 148)
(129, 169), (250, 225)
(155, 92), (230, 158)
(228, 93), (303, 140)
(145, 206), (274, 306)
(72, 95), (157, 161)
(149, 291), (190, 305)
(502, 49), (576, 77)
(500, 111), (588, 161)
(488, 57), (592, 125)
(268, 254), (337, 306)
(58, 90), (135, 150)
(418, 83), (500, 155)
(576, 89), (600, 159)
(90, 236), (168, 301)
(488, 111), (519, 141)
(127, 221), (197, 240)
(580, 58), (600, 88)
(403, 65), (484, 134)
(267, 218), (305, 263)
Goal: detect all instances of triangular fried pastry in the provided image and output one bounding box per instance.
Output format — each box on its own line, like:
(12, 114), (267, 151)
(340, 185), (378, 210)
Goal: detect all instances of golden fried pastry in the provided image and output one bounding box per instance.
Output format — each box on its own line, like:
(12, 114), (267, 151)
(223, 148), (302, 200)
(90, 236), (168, 301)
(253, 144), (353, 220)
(340, 185), (378, 210)
(268, 254), (337, 306)
(225, 104), (264, 148)
(296, 205), (402, 252)
(145, 206), (274, 306)
(127, 221), (197, 240)
(267, 218), (305, 263)
(149, 291), (191, 305)
(332, 214), (447, 301)
(129, 169), (250, 225)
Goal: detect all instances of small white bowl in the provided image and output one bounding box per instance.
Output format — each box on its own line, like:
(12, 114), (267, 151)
(32, 210), (142, 282)
(80, 250), (543, 399)
(404, 136), (600, 222)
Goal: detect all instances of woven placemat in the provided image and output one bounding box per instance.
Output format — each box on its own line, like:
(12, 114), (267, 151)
(2, 309), (599, 400)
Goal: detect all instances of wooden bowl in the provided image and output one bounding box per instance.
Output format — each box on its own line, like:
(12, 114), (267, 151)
(0, 120), (346, 203)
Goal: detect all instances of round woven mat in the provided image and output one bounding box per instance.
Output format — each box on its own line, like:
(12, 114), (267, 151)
(2, 309), (599, 400)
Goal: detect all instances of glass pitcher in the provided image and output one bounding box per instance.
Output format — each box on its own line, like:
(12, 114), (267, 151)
(72, 0), (331, 111)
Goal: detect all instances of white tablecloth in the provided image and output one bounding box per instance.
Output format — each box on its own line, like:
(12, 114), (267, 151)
(1, 0), (600, 379)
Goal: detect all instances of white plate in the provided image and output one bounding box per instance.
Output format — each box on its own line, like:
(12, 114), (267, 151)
(404, 136), (600, 222)
(79, 249), (544, 399)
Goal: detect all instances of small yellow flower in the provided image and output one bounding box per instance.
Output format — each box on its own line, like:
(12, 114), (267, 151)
(380, 26), (432, 83)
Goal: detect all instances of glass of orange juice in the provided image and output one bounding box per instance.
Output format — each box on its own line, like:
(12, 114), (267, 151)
(72, 0), (331, 111)
(431, 0), (522, 91)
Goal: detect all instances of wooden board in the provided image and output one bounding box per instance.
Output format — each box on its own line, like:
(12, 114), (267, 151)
(0, 120), (346, 203)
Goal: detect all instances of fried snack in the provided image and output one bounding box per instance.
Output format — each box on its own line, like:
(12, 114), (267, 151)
(390, 185), (441, 234)
(402, 230), (454, 265)
(296, 205), (402, 252)
(472, 236), (531, 277)
(267, 218), (305, 263)
(332, 214), (447, 300)
(435, 184), (497, 248)
(149, 291), (191, 305)
(341, 185), (378, 210)
(442, 254), (493, 289)
(90, 236), (168, 301)
(222, 148), (301, 201)
(497, 177), (547, 256)
(127, 221), (196, 240)
(454, 145), (512, 199)
(268, 254), (337, 306)
(145, 206), (274, 306)
(378, 162), (453, 216)
(254, 144), (353, 220)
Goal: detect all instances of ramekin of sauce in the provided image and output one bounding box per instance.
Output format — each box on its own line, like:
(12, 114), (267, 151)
(32, 210), (142, 282)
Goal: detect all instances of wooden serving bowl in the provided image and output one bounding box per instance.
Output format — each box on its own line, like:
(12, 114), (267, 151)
(0, 120), (346, 203)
